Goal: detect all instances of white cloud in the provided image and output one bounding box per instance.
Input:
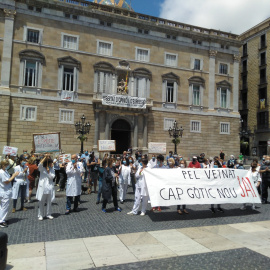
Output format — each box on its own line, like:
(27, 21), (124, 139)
(159, 0), (270, 34)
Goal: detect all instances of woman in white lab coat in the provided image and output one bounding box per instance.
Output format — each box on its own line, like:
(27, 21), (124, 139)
(127, 158), (149, 216)
(12, 157), (28, 212)
(0, 160), (19, 227)
(36, 154), (55, 221)
(119, 157), (131, 204)
(65, 154), (84, 214)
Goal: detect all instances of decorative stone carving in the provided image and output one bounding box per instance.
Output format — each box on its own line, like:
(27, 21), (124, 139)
(4, 9), (16, 18)
(116, 60), (131, 70)
(209, 50), (217, 58)
(117, 79), (128, 94)
(57, 56), (81, 70)
(233, 54), (241, 62)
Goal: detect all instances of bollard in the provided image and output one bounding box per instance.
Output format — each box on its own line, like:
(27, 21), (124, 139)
(0, 232), (8, 270)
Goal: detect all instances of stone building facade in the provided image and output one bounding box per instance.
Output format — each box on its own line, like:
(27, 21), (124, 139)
(239, 19), (270, 157)
(0, 0), (242, 158)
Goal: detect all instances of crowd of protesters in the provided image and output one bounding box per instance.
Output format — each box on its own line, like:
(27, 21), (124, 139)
(0, 148), (267, 228)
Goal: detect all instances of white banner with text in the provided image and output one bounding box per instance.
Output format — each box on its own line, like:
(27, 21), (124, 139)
(102, 94), (146, 109)
(143, 168), (261, 206)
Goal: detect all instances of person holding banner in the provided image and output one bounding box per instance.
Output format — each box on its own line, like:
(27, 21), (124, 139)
(36, 154), (55, 220)
(65, 155), (84, 214)
(177, 159), (189, 214)
(0, 160), (19, 228)
(12, 157), (28, 213)
(127, 158), (149, 216)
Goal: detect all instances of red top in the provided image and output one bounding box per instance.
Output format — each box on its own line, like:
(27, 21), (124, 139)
(26, 163), (38, 181)
(188, 161), (201, 168)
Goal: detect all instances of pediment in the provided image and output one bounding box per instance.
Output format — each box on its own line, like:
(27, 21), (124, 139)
(188, 76), (205, 86)
(162, 72), (180, 84)
(58, 56), (81, 69)
(216, 80), (232, 88)
(19, 49), (45, 64)
(133, 68), (152, 80)
(94, 61), (115, 73)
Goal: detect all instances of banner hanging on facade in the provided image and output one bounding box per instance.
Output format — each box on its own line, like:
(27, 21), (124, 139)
(143, 168), (261, 207)
(61, 90), (74, 102)
(102, 94), (146, 109)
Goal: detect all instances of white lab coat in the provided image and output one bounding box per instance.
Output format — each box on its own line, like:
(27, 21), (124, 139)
(36, 163), (55, 202)
(66, 162), (84, 197)
(135, 167), (149, 197)
(12, 165), (27, 199)
(148, 159), (157, 169)
(0, 169), (12, 199)
(119, 165), (131, 185)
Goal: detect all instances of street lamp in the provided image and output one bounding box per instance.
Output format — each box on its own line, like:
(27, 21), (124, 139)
(74, 114), (91, 154)
(168, 120), (184, 155)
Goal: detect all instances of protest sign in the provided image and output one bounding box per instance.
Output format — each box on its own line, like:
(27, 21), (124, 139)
(33, 133), (61, 153)
(98, 140), (116, 152)
(148, 142), (167, 154)
(59, 154), (71, 163)
(3, 146), (18, 156)
(143, 168), (261, 207)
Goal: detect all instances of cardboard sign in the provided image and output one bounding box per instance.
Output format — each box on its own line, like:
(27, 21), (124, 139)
(33, 133), (61, 153)
(98, 140), (116, 152)
(148, 142), (167, 154)
(144, 168), (261, 207)
(3, 146), (18, 156)
(59, 154), (71, 163)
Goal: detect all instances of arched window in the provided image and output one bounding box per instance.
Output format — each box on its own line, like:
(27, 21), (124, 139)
(19, 50), (45, 88)
(94, 62), (115, 94)
(133, 68), (152, 98)
(188, 76), (205, 106)
(216, 80), (231, 109)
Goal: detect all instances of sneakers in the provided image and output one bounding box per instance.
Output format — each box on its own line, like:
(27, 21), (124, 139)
(102, 209), (107, 213)
(27, 200), (33, 203)
(46, 215), (54, 220)
(252, 205), (256, 210)
(217, 208), (224, 213)
(96, 201), (100, 205)
(65, 210), (70, 215)
(21, 207), (27, 211)
(157, 207), (161, 211)
(120, 200), (124, 204)
(240, 206), (246, 211)
(115, 207), (122, 212)
(210, 208), (215, 214)
(140, 212), (145, 216)
(151, 207), (156, 211)
(38, 216), (43, 221)
(0, 222), (8, 228)
(127, 211), (135, 215)
(12, 208), (16, 213)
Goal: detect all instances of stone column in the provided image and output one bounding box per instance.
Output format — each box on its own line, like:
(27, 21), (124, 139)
(133, 115), (138, 149)
(143, 113), (148, 151)
(208, 50), (217, 110)
(233, 54), (240, 112)
(105, 112), (110, 139)
(93, 110), (100, 151)
(1, 9), (16, 87)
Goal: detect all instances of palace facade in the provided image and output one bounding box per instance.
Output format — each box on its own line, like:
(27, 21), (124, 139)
(0, 0), (242, 157)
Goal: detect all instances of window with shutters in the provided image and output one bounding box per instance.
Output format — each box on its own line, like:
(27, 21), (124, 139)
(97, 40), (113, 56)
(166, 82), (174, 103)
(63, 68), (74, 91)
(220, 122), (230, 134)
(62, 34), (79, 50)
(97, 71), (112, 93)
(24, 61), (37, 87)
(190, 120), (201, 133)
(24, 27), (43, 44)
(192, 85), (200, 106)
(20, 105), (37, 121)
(59, 109), (74, 124)
(135, 47), (150, 62)
(164, 118), (175, 130)
(219, 63), (228, 75)
(165, 53), (177, 67)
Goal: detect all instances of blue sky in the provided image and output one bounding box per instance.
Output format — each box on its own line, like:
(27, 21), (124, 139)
(130, 0), (162, 17)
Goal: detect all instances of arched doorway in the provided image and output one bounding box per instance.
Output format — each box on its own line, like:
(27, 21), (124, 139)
(111, 119), (131, 154)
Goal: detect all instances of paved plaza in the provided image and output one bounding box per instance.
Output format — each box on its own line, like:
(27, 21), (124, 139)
(2, 185), (270, 269)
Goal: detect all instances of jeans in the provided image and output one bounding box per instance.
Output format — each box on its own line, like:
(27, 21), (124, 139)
(262, 180), (270, 203)
(59, 172), (67, 190)
(97, 181), (103, 202)
(211, 204), (221, 208)
(13, 184), (26, 209)
(177, 205), (186, 210)
(66, 196), (79, 211)
(130, 174), (136, 193)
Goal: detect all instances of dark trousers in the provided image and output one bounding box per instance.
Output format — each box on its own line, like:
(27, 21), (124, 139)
(54, 170), (60, 184)
(59, 172), (67, 190)
(102, 185), (118, 209)
(177, 205), (186, 210)
(130, 174), (136, 193)
(13, 185), (26, 209)
(66, 196), (79, 210)
(262, 180), (270, 203)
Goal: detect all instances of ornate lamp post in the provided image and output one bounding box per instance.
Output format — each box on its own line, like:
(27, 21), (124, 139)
(74, 115), (91, 154)
(168, 120), (184, 155)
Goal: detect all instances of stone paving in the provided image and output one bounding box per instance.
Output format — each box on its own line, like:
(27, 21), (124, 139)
(2, 185), (270, 245)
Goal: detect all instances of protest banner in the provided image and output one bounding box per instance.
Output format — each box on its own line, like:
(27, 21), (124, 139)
(33, 133), (61, 153)
(98, 140), (116, 152)
(143, 168), (261, 207)
(148, 142), (167, 154)
(59, 154), (71, 163)
(3, 146), (18, 156)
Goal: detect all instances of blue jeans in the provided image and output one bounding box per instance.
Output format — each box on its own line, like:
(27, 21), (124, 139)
(13, 184), (26, 209)
(66, 196), (79, 210)
(97, 181), (103, 202)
